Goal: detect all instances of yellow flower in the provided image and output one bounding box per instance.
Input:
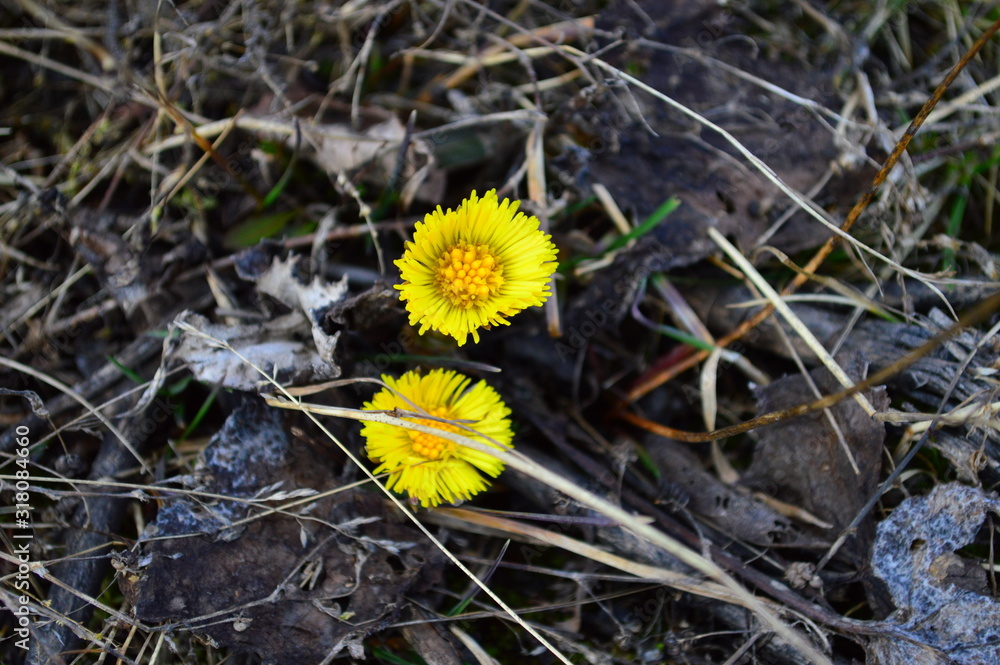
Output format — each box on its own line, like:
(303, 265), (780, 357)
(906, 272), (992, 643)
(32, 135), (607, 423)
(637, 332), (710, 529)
(361, 369), (514, 508)
(395, 189), (558, 346)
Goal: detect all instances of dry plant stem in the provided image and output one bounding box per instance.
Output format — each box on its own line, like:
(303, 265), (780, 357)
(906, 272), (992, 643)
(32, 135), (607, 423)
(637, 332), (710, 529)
(754, 247), (896, 320)
(13, 0), (115, 69)
(430, 16), (595, 98)
(408, 45), (561, 67)
(0, 356), (148, 471)
(0, 336), (161, 454)
(172, 220), (409, 285)
(593, 183), (633, 236)
(916, 69), (1000, 129)
(265, 398), (832, 665)
(624, 15), (1000, 401)
(333, 170), (387, 276)
(153, 91), (265, 206)
(350, 4), (400, 128)
(5, 264), (93, 332)
(156, 114), (240, 213)
(0, 472), (374, 547)
(633, 39), (855, 126)
(434, 507), (752, 607)
(708, 227), (875, 416)
(405, 583), (665, 622)
(42, 104), (118, 190)
(0, 239), (62, 273)
(0, 39), (113, 92)
(449, 627), (497, 665)
(797, 15), (1000, 286)
(620, 290), (1000, 443)
(142, 111), (543, 155)
(0, 587), (138, 665)
(525, 119), (562, 338)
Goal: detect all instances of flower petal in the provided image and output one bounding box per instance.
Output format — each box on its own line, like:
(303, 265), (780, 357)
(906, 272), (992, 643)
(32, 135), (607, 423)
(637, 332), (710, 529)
(360, 369), (514, 507)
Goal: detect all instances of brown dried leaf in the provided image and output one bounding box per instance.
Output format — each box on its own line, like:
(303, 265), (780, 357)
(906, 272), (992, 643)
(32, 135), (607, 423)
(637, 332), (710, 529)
(647, 437), (823, 548)
(562, 0), (872, 325)
(739, 354), (888, 562)
(129, 400), (439, 664)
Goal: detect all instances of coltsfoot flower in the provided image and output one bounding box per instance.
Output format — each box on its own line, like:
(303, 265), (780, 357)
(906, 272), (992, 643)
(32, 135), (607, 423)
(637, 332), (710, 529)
(361, 369), (514, 507)
(395, 189), (558, 346)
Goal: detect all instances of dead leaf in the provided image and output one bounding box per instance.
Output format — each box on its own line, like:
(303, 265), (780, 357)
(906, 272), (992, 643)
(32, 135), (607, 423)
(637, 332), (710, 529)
(170, 249), (349, 390)
(309, 117), (445, 205)
(172, 311), (339, 391)
(561, 0), (873, 322)
(646, 436), (822, 548)
(131, 399), (440, 664)
(740, 354), (888, 563)
(868, 483), (1000, 665)
(235, 251), (349, 365)
(246, 254), (349, 316)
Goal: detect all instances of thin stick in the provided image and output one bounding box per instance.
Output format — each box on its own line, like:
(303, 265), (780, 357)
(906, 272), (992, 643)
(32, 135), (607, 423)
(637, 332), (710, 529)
(620, 291), (1000, 443)
(708, 227), (875, 416)
(0, 356), (149, 473)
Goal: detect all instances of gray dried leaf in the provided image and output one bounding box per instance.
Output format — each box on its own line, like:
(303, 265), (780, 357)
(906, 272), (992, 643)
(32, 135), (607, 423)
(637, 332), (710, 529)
(172, 311), (339, 391)
(740, 354), (887, 563)
(237, 254), (348, 365)
(250, 255), (348, 315)
(308, 117), (444, 204)
(646, 436), (821, 548)
(869, 483), (1000, 665)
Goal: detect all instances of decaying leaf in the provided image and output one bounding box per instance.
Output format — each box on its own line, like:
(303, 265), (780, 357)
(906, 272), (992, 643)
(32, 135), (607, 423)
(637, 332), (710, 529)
(129, 399), (440, 664)
(171, 310), (339, 391)
(646, 436), (822, 548)
(559, 0), (873, 329)
(308, 116), (445, 205)
(868, 483), (1000, 665)
(694, 287), (1000, 482)
(69, 225), (150, 318)
(242, 254), (349, 318)
(170, 249), (349, 390)
(740, 354), (888, 563)
(235, 251), (350, 365)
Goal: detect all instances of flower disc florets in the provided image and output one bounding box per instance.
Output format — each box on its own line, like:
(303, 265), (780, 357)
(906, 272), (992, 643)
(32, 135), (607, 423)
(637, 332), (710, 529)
(395, 189), (558, 346)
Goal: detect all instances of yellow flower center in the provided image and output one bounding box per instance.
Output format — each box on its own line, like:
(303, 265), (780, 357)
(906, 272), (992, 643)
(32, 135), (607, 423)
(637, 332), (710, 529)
(408, 406), (459, 460)
(435, 242), (504, 309)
